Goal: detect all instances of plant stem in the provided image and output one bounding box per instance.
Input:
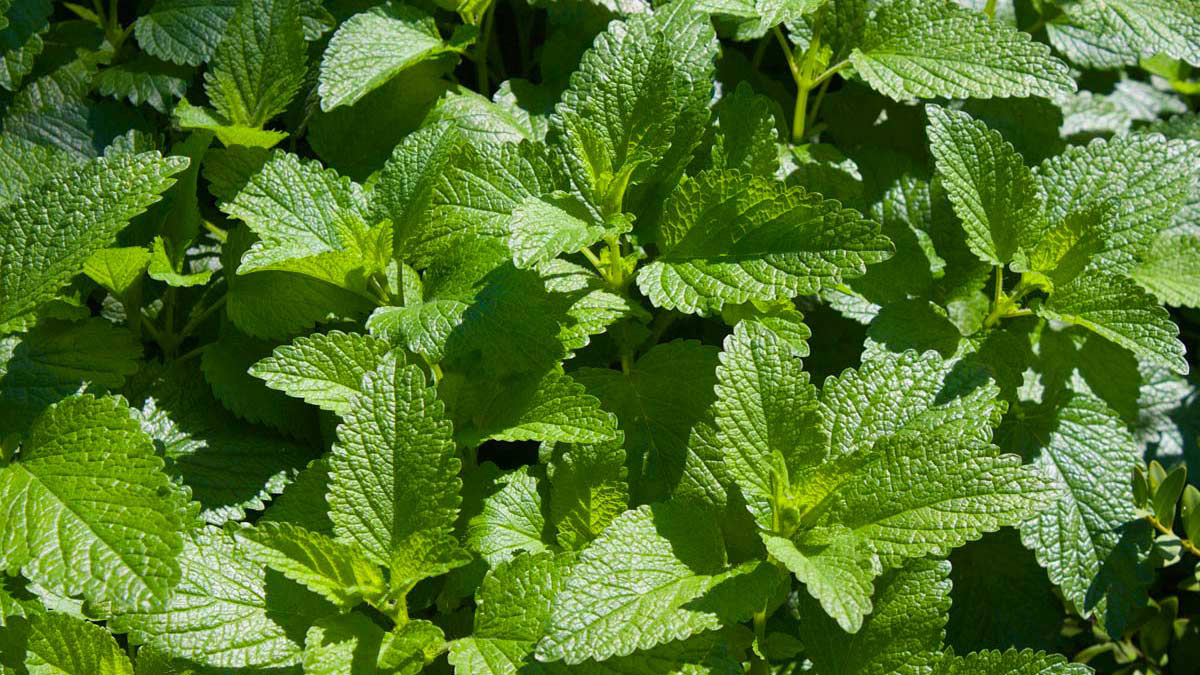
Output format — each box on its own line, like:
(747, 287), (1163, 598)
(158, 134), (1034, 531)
(751, 35), (770, 72)
(179, 295), (226, 339)
(984, 0), (997, 20)
(806, 76), (833, 133)
(1145, 514), (1200, 557)
(749, 610), (769, 675)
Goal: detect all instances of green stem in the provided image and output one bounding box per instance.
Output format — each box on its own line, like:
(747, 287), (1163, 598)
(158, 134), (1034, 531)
(984, 0), (997, 20)
(806, 76), (833, 134)
(606, 236), (625, 289)
(179, 295), (226, 339)
(475, 2), (496, 94)
(809, 59), (850, 88)
(1146, 514), (1200, 557)
(175, 343), (208, 363)
(751, 35), (770, 72)
(749, 610), (770, 675)
(580, 246), (606, 279)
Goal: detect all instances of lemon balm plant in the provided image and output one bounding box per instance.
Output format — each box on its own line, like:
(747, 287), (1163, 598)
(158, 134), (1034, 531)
(0, 0), (1198, 673)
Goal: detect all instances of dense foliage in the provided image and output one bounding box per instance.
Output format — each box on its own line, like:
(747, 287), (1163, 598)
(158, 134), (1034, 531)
(0, 0), (1199, 673)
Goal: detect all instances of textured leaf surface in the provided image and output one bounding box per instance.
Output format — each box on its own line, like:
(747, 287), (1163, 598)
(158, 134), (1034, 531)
(926, 105), (1042, 265)
(0, 395), (186, 613)
(507, 195), (608, 269)
(467, 465), (550, 567)
(1037, 273), (1187, 375)
(764, 528), (880, 633)
(1007, 394), (1150, 635)
(1047, 0), (1200, 69)
(796, 558), (950, 675)
(0, 152), (186, 329)
(849, 0), (1073, 101)
(250, 331), (392, 415)
(329, 354), (461, 566)
(114, 528), (331, 668)
(636, 170), (892, 315)
(204, 0), (307, 127)
(931, 650), (1090, 675)
(549, 440), (629, 550)
(1130, 234), (1200, 308)
(317, 4), (449, 111)
(236, 522), (385, 608)
(94, 56), (192, 114)
(134, 0), (239, 66)
(24, 612), (133, 675)
(535, 503), (781, 664)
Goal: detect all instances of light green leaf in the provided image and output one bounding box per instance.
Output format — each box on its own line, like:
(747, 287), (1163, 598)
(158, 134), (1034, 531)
(146, 237), (213, 288)
(204, 0), (307, 128)
(1035, 133), (1200, 270)
(0, 0), (51, 92)
(931, 650), (1091, 675)
(549, 439), (629, 550)
(235, 522), (386, 608)
(550, 7), (717, 221)
(574, 340), (723, 503)
(507, 195), (608, 269)
(535, 502), (783, 664)
(113, 527), (333, 668)
(714, 321), (823, 528)
(94, 55), (192, 114)
(250, 331), (392, 416)
(0, 319), (141, 433)
(721, 299), (811, 357)
(796, 558), (950, 675)
(763, 527), (881, 633)
(0, 395), (187, 613)
(303, 613), (387, 675)
(329, 353), (461, 566)
(702, 82), (782, 176)
(1036, 273), (1188, 375)
(849, 0), (1073, 101)
(24, 612), (133, 675)
(636, 170), (893, 315)
(134, 0), (239, 66)
(174, 98), (288, 149)
(1046, 0), (1200, 70)
(1010, 204), (1112, 292)
(83, 247), (151, 297)
(467, 465), (551, 567)
(0, 152), (187, 329)
(1007, 394), (1152, 636)
(819, 350), (1005, 459)
(1130, 234), (1200, 308)
(388, 529), (472, 593)
(462, 370), (620, 446)
(378, 620), (445, 675)
(318, 3), (452, 111)
(926, 105), (1042, 266)
(695, 0), (826, 40)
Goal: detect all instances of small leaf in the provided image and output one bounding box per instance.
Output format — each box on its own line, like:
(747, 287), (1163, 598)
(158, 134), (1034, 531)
(1154, 466), (1188, 530)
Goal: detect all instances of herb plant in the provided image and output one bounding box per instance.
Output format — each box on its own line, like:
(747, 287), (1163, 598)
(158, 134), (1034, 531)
(0, 0), (1198, 673)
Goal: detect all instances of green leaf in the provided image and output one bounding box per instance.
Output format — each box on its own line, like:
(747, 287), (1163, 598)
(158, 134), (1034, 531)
(926, 105), (1042, 266)
(174, 98), (289, 149)
(221, 151), (371, 275)
(763, 527), (881, 633)
(0, 134), (76, 209)
(0, 0), (51, 92)
(0, 319), (141, 432)
(146, 237), (213, 288)
(0, 152), (187, 329)
(795, 558), (950, 675)
(1046, 0), (1200, 70)
(303, 613), (388, 675)
(388, 529), (472, 592)
(1153, 465), (1187, 530)
(0, 395), (187, 612)
(200, 326), (318, 438)
(535, 502), (783, 664)
(317, 3), (453, 111)
(695, 0), (826, 40)
(931, 650), (1090, 675)
(574, 340), (723, 503)
(1035, 133), (1200, 270)
(714, 320), (823, 528)
(636, 170), (893, 316)
(819, 350), (1005, 459)
(204, 0), (307, 128)
(550, 7), (717, 221)
(1006, 394), (1151, 636)
(1011, 204), (1112, 292)
(1130, 234), (1200, 308)
(24, 612), (133, 675)
(701, 82), (782, 176)
(329, 353), (461, 567)
(250, 331), (393, 416)
(377, 620), (445, 675)
(134, 0), (239, 66)
(467, 465), (551, 567)
(507, 194), (609, 269)
(84, 247), (151, 297)
(457, 370), (620, 447)
(549, 439), (629, 550)
(94, 56), (192, 114)
(721, 299), (812, 358)
(235, 522), (386, 608)
(1037, 273), (1187, 375)
(113, 527), (333, 668)
(849, 0), (1074, 101)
